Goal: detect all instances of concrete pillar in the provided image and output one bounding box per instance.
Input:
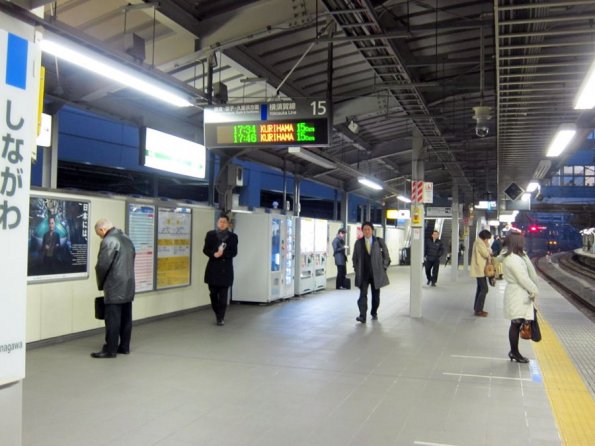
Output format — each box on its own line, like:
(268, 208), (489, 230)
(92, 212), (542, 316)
(410, 128), (425, 318)
(451, 178), (460, 282)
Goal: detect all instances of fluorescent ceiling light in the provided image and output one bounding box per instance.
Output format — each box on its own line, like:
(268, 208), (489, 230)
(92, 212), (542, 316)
(488, 220), (500, 226)
(397, 195), (411, 203)
(546, 124), (576, 157)
(288, 147), (336, 169)
(532, 160), (551, 179)
(526, 182), (539, 192)
(358, 177), (383, 190)
(574, 58), (595, 109)
(40, 38), (193, 108)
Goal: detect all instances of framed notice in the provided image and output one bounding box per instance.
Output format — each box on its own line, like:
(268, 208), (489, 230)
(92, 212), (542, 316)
(126, 203), (156, 292)
(156, 207), (192, 289)
(27, 195), (90, 282)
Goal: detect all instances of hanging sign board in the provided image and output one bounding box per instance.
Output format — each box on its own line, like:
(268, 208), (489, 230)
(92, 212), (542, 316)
(423, 181), (434, 203)
(204, 99), (329, 148)
(426, 206), (452, 218)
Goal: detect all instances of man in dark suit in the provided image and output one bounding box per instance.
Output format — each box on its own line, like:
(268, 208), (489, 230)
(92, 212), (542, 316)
(40, 216), (61, 274)
(352, 222), (391, 323)
(203, 214), (238, 326)
(332, 228), (348, 289)
(424, 230), (445, 286)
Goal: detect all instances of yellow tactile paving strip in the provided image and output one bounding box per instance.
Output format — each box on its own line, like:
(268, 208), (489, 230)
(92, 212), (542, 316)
(532, 314), (595, 446)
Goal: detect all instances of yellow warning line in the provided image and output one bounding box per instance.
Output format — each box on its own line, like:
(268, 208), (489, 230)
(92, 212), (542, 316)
(532, 314), (595, 446)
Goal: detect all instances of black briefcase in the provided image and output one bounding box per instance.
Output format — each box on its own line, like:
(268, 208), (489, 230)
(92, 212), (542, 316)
(344, 277), (351, 290)
(94, 296), (105, 320)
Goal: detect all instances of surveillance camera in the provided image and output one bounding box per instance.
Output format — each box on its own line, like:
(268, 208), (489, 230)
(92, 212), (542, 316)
(472, 106), (492, 138)
(475, 123), (489, 137)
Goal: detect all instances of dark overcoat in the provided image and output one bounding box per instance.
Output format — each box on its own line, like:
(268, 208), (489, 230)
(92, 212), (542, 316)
(203, 230), (238, 287)
(352, 236), (391, 289)
(95, 228), (136, 304)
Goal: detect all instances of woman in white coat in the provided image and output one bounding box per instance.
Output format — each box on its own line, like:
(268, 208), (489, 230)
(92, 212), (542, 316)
(500, 231), (539, 363)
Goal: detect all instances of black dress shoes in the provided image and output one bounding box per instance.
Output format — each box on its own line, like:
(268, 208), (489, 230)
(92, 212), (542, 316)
(217, 319), (225, 326)
(117, 347), (130, 354)
(356, 316), (366, 323)
(431, 283), (436, 287)
(91, 351), (116, 358)
(427, 280), (431, 285)
(371, 314), (378, 320)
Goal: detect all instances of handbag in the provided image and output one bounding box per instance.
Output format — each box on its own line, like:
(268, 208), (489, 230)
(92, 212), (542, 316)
(94, 296), (105, 320)
(484, 257), (496, 278)
(520, 320), (532, 340)
(531, 308), (541, 342)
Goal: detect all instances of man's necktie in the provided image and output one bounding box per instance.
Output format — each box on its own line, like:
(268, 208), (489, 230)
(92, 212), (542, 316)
(365, 238), (371, 254)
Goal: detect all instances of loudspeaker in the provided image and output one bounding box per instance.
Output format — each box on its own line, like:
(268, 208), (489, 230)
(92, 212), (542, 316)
(504, 182), (524, 201)
(227, 165), (244, 187)
(213, 82), (228, 103)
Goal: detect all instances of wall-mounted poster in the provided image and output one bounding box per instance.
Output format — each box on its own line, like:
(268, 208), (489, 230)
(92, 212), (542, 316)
(27, 195), (90, 282)
(156, 207), (192, 289)
(126, 203), (156, 293)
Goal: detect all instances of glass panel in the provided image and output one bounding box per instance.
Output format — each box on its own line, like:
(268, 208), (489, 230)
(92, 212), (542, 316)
(551, 176), (560, 186)
(574, 166), (584, 175)
(586, 177), (595, 187)
(563, 176), (574, 186)
(574, 177), (584, 186)
(585, 166), (595, 176)
(271, 218), (281, 272)
(563, 166), (573, 174)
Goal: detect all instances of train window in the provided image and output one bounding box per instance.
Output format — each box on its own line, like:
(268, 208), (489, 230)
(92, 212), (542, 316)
(586, 177), (594, 187)
(586, 166), (594, 176)
(552, 176), (561, 186)
(563, 166), (573, 174)
(574, 166), (584, 175)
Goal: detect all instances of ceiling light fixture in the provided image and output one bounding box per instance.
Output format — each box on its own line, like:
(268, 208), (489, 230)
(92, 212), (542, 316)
(532, 160), (552, 179)
(574, 58), (595, 109)
(288, 147), (337, 169)
(526, 182), (539, 193)
(358, 177), (383, 190)
(546, 124), (576, 157)
(397, 195), (411, 203)
(40, 37), (193, 108)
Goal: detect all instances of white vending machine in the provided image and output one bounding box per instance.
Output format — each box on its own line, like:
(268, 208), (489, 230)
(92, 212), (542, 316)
(233, 212), (295, 303)
(313, 218), (328, 291)
(295, 217), (315, 295)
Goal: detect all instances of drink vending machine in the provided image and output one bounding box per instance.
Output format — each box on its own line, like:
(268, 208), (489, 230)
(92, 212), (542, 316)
(295, 217), (315, 295)
(233, 212), (295, 303)
(313, 219), (328, 291)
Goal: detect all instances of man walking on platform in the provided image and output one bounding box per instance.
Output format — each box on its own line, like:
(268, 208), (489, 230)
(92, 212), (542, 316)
(425, 230), (445, 286)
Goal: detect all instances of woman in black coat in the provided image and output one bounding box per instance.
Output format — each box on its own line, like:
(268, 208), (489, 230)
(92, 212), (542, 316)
(203, 214), (238, 325)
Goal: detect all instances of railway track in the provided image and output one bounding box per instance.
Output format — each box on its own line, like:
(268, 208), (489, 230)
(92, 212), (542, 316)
(534, 253), (595, 321)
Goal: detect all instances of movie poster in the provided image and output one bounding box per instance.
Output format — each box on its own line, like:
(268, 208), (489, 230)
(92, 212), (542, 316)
(27, 195), (90, 282)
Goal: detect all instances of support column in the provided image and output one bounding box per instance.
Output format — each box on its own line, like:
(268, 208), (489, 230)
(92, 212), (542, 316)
(41, 113), (58, 189)
(451, 178), (460, 282)
(340, 190), (348, 229)
(410, 128), (425, 318)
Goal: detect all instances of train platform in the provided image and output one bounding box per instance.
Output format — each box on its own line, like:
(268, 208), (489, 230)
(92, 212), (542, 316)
(22, 266), (595, 446)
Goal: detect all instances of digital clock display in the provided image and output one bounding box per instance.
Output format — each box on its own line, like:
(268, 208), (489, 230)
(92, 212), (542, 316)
(203, 100), (330, 148)
(206, 119), (328, 148)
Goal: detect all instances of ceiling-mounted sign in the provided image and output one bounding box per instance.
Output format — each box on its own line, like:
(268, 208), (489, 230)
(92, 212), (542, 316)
(203, 100), (329, 148)
(426, 206), (452, 218)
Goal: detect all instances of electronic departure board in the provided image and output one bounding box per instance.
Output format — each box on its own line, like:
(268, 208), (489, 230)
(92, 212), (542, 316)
(204, 100), (330, 148)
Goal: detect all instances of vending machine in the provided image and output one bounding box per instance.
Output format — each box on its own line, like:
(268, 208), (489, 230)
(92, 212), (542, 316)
(295, 217), (315, 295)
(233, 212), (295, 303)
(313, 218), (328, 291)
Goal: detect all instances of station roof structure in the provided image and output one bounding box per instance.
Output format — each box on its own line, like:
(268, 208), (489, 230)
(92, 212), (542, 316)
(4, 0), (595, 206)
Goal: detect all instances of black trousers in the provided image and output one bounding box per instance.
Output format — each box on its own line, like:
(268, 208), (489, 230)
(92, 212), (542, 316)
(209, 285), (229, 321)
(357, 277), (380, 319)
(104, 302), (132, 354)
(425, 258), (440, 284)
(336, 265), (347, 289)
(474, 277), (489, 312)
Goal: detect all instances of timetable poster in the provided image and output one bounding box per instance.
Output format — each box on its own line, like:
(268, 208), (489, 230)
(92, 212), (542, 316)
(127, 203), (156, 292)
(156, 207), (192, 289)
(27, 196), (90, 282)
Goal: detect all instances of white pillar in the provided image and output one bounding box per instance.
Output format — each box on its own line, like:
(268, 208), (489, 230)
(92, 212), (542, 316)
(450, 178), (460, 282)
(410, 128), (425, 318)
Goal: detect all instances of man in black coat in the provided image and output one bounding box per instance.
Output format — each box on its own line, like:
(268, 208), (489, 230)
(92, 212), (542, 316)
(424, 230), (445, 287)
(203, 214), (238, 326)
(92, 218), (135, 358)
(332, 228), (348, 289)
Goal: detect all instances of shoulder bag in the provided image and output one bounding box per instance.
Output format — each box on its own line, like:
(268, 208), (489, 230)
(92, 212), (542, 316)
(484, 256), (496, 278)
(94, 296), (105, 320)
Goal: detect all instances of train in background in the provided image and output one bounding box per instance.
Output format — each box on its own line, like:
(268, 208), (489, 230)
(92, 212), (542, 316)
(522, 223), (582, 255)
